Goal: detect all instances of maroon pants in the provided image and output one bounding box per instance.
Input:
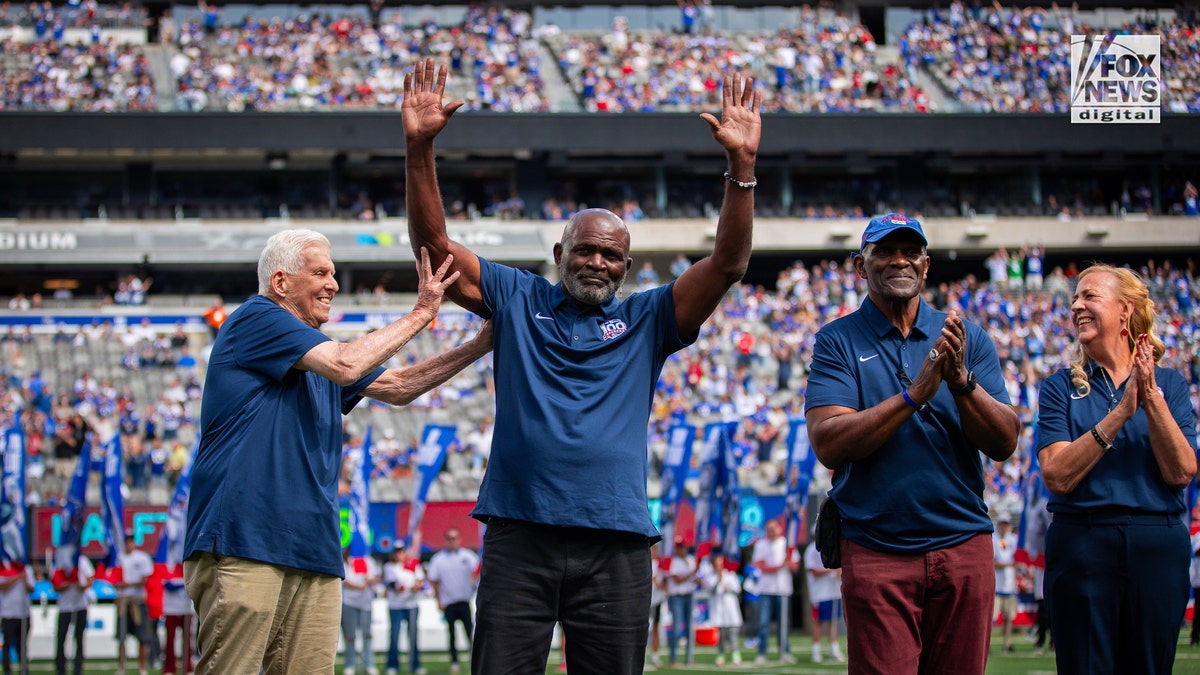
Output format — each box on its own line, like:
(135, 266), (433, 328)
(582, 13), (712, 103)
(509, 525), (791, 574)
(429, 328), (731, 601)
(841, 533), (994, 675)
(163, 614), (194, 674)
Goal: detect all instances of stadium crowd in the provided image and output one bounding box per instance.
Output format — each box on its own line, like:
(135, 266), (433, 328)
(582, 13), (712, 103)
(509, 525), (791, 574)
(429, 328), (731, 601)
(1, 252), (1196, 524)
(3, 1), (1195, 113)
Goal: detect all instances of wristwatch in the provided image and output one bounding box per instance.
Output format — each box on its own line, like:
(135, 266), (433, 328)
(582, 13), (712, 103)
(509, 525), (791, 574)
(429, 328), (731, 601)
(950, 371), (977, 396)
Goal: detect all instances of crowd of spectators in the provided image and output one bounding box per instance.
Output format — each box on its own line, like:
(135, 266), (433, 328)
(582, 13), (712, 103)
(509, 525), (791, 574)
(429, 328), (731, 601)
(170, 3), (547, 112)
(6, 1), (1197, 114)
(2, 254), (1196, 527)
(903, 1), (1200, 113)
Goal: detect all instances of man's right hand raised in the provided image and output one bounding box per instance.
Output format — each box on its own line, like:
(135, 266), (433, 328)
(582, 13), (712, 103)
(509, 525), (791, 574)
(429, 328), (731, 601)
(403, 57), (464, 145)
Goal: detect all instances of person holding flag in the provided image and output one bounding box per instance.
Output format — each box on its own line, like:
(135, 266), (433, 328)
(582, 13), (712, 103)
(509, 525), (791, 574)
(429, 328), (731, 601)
(341, 546), (381, 675)
(183, 230), (492, 674)
(52, 550), (94, 675)
(0, 554), (34, 675)
(114, 534), (155, 675)
(157, 443), (195, 675)
(52, 437), (92, 675)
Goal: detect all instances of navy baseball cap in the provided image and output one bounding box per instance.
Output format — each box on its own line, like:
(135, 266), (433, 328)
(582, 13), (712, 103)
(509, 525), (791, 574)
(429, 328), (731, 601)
(859, 213), (927, 252)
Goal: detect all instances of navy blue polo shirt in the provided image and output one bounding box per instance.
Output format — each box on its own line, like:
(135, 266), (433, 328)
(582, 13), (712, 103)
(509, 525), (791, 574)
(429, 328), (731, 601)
(805, 297), (1011, 554)
(1036, 363), (1197, 515)
(473, 257), (690, 539)
(185, 295), (383, 578)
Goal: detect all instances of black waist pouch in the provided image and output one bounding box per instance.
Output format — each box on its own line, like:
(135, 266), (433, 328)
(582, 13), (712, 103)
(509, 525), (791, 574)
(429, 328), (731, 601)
(814, 497), (842, 569)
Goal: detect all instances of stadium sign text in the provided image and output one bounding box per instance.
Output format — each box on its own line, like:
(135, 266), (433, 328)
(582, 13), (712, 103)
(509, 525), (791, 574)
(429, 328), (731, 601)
(0, 231), (77, 251)
(1070, 34), (1160, 124)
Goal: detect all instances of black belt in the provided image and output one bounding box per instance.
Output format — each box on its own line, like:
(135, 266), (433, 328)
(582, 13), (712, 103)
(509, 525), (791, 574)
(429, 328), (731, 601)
(1053, 512), (1182, 526)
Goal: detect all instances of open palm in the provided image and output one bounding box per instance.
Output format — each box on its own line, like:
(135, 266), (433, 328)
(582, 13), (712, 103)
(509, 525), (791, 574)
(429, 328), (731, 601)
(700, 73), (762, 160)
(402, 57), (463, 143)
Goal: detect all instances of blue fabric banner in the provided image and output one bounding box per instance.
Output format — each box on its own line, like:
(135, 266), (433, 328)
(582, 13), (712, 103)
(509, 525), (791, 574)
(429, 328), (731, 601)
(54, 439), (91, 573)
(0, 412), (26, 563)
(154, 440), (196, 566)
(407, 424), (455, 548)
(100, 433), (125, 568)
(783, 417), (817, 548)
(659, 423), (695, 557)
(348, 427), (373, 557)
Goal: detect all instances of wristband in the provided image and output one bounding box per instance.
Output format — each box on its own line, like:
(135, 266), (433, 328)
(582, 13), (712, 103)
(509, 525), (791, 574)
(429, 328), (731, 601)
(723, 171), (757, 189)
(901, 388), (923, 410)
(1091, 426), (1116, 453)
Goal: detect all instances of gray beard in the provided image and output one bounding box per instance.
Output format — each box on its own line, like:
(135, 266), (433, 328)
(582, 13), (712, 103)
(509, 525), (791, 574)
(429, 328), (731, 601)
(560, 263), (625, 305)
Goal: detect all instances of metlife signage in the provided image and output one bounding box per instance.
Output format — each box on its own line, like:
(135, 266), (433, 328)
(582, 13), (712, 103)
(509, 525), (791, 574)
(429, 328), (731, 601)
(0, 222), (549, 265)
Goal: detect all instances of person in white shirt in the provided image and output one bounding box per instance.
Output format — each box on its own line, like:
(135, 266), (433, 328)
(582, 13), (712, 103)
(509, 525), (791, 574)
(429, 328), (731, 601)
(116, 535), (156, 675)
(342, 548), (381, 675)
(0, 559), (35, 675)
(751, 519), (798, 664)
(664, 542), (697, 667)
(53, 554), (95, 675)
(426, 528), (479, 674)
(699, 550), (743, 666)
(382, 544), (426, 675)
(804, 540), (845, 663)
(992, 515), (1019, 653)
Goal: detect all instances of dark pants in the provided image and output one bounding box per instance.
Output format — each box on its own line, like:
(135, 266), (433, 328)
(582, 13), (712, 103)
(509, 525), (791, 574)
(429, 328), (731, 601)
(841, 533), (994, 675)
(387, 607), (421, 672)
(1, 617), (28, 675)
(1046, 513), (1189, 675)
(55, 608), (86, 675)
(1034, 598), (1051, 648)
(472, 519), (651, 675)
(444, 601), (473, 665)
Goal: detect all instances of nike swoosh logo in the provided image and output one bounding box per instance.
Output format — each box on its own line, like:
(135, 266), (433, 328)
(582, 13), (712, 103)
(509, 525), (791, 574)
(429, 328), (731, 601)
(535, 312), (553, 321)
(1069, 392), (1086, 400)
(858, 354), (879, 362)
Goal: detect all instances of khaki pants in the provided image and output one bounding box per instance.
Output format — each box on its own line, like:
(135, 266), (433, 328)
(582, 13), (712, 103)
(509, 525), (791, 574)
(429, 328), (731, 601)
(184, 553), (341, 675)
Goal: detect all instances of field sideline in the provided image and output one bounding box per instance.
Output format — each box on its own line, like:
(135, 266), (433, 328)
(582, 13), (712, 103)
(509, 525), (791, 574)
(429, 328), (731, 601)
(18, 630), (1200, 674)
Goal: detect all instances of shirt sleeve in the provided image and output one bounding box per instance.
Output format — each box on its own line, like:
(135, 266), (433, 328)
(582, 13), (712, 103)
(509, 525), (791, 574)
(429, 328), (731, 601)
(231, 299), (330, 382)
(804, 325), (861, 411)
(1035, 370), (1072, 449)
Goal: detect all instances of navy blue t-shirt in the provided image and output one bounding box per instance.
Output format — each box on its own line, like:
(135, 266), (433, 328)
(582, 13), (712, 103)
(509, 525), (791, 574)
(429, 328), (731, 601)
(805, 297), (1011, 554)
(184, 295), (382, 578)
(472, 258), (690, 539)
(1036, 363), (1197, 515)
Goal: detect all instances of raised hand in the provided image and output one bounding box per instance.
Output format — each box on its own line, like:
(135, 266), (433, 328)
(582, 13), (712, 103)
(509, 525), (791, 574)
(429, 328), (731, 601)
(939, 310), (969, 385)
(1132, 333), (1160, 407)
(700, 72), (762, 162)
(402, 57), (464, 144)
(413, 246), (460, 315)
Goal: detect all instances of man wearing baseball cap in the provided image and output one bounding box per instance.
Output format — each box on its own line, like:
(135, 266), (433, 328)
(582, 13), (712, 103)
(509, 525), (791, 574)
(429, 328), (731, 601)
(804, 213), (1020, 674)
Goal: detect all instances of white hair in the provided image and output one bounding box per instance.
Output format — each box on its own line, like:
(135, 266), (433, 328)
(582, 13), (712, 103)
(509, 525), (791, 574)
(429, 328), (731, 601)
(257, 229), (331, 296)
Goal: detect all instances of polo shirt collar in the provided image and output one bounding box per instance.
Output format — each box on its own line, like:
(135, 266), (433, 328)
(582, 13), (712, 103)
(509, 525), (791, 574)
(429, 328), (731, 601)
(861, 296), (936, 340)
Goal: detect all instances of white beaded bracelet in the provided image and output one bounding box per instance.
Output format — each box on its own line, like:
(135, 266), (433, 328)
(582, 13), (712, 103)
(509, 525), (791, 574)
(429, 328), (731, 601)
(723, 171), (757, 189)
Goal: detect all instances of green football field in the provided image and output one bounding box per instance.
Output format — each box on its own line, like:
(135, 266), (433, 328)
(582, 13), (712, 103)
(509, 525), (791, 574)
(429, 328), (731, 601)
(26, 628), (1200, 674)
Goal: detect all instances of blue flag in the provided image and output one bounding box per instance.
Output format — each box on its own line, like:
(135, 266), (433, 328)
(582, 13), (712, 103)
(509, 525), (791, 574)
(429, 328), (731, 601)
(716, 425), (741, 561)
(154, 440), (196, 566)
(694, 421), (737, 556)
(407, 424), (455, 549)
(659, 423), (695, 557)
(782, 417), (817, 548)
(55, 439), (91, 573)
(100, 433), (125, 568)
(348, 427), (373, 557)
(0, 412), (27, 564)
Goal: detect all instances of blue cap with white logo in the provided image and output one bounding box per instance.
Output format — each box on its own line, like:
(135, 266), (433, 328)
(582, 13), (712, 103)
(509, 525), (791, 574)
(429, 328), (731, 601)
(859, 213), (927, 252)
